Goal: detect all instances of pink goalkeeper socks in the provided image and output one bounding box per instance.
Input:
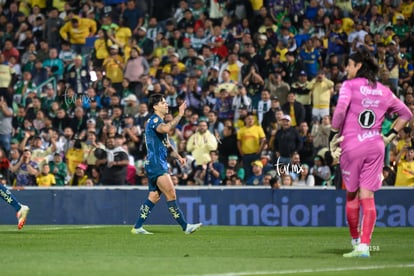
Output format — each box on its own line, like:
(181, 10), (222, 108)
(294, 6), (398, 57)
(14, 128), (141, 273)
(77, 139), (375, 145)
(360, 198), (377, 245)
(346, 194), (360, 239)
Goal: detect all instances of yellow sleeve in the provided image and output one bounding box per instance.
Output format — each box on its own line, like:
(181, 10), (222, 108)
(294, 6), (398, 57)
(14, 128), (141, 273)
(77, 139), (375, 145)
(237, 128), (243, 140)
(124, 47), (131, 60)
(326, 79), (334, 89)
(94, 39), (101, 50)
(162, 64), (171, 74)
(45, 146), (54, 155)
(178, 63), (186, 72)
(186, 135), (195, 152)
(79, 176), (88, 186)
(89, 19), (97, 35)
(306, 79), (316, 90)
(258, 126), (266, 139)
(102, 57), (110, 67)
(59, 22), (70, 41)
(153, 47), (162, 59)
(206, 133), (218, 151)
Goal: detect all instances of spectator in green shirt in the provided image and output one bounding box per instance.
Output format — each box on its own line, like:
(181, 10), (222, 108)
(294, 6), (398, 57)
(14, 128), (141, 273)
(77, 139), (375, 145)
(48, 153), (68, 186)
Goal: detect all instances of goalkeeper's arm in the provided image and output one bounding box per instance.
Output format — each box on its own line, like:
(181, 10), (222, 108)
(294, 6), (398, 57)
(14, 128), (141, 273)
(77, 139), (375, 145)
(382, 116), (412, 145)
(382, 128), (398, 146)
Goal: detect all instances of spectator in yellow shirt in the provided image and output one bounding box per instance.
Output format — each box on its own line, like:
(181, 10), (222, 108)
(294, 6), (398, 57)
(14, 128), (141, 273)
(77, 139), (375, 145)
(186, 120), (218, 166)
(69, 163), (89, 186)
(30, 0), (47, 11)
(59, 14), (97, 54)
(162, 52), (186, 74)
(93, 29), (113, 68)
(65, 139), (85, 176)
(186, 120), (218, 183)
(36, 163), (56, 186)
(401, 0), (414, 20)
(237, 113), (266, 180)
(306, 70), (334, 122)
(103, 44), (125, 92)
(113, 19), (132, 48)
(395, 146), (414, 186)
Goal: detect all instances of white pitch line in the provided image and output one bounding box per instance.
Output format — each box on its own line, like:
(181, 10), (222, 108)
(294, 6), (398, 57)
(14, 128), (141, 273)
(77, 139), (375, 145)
(198, 263), (414, 276)
(34, 225), (117, 231)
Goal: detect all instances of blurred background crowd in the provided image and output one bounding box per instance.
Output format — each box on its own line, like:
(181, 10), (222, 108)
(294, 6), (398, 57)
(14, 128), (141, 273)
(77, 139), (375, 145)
(0, 0), (413, 187)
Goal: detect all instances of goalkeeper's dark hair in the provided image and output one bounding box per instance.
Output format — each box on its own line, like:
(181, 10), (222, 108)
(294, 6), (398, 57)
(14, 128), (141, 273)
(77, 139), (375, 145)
(349, 47), (379, 87)
(148, 93), (165, 113)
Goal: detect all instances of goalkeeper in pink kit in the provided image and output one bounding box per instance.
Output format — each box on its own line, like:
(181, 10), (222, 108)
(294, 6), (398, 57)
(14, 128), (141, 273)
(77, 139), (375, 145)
(329, 48), (412, 257)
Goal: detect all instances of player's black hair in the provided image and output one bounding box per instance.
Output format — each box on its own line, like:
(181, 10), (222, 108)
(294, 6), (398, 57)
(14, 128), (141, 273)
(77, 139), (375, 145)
(349, 47), (379, 87)
(148, 93), (165, 113)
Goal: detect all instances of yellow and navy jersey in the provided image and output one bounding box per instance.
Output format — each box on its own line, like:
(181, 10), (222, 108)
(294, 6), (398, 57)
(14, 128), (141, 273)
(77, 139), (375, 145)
(300, 48), (320, 65)
(399, 60), (414, 77)
(144, 114), (169, 178)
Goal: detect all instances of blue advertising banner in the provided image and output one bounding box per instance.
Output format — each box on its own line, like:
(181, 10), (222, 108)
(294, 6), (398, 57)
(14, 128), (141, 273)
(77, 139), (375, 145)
(0, 187), (413, 227)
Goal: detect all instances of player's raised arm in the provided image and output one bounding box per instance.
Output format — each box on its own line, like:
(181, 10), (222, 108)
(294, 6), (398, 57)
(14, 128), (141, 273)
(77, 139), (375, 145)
(132, 93), (201, 235)
(156, 101), (187, 134)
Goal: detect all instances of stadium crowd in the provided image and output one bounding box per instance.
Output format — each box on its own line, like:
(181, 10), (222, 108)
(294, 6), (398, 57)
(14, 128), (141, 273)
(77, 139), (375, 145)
(0, 0), (414, 187)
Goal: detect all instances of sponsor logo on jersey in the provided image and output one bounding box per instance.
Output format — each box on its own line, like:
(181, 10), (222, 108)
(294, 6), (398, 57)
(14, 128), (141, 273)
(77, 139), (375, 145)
(361, 98), (380, 108)
(360, 86), (383, 96)
(357, 130), (380, 142)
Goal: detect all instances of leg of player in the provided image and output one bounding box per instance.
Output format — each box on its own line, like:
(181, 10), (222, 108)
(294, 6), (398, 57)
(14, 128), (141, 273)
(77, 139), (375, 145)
(343, 188), (375, 258)
(131, 191), (161, 235)
(346, 191), (360, 249)
(156, 174), (202, 234)
(0, 184), (30, 230)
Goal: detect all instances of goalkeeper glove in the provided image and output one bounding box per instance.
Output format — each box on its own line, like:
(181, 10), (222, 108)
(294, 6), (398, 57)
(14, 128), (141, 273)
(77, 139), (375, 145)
(382, 128), (398, 146)
(329, 129), (344, 161)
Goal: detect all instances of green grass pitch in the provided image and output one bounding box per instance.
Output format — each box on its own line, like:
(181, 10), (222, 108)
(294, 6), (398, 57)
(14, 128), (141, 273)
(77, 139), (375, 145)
(0, 226), (413, 276)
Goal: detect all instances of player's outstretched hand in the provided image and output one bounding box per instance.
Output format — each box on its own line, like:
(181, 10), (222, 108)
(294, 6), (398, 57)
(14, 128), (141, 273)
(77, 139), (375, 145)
(329, 134), (344, 161)
(178, 101), (187, 117)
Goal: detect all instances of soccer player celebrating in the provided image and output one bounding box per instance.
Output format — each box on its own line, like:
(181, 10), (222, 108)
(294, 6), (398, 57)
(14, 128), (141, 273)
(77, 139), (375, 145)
(131, 94), (202, 234)
(330, 48), (412, 257)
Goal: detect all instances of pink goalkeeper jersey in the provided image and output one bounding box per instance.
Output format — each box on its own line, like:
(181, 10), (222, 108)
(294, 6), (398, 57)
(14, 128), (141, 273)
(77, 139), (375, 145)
(332, 78), (412, 148)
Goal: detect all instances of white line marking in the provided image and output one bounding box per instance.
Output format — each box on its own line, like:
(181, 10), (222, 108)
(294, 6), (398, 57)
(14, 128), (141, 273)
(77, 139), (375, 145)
(198, 263), (414, 276)
(34, 225), (117, 231)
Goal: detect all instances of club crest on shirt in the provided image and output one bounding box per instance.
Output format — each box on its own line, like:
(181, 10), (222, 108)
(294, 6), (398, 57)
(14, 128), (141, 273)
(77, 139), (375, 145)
(153, 118), (158, 123)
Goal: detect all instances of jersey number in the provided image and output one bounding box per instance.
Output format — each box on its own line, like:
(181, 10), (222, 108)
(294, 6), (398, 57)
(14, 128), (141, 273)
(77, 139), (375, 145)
(358, 109), (375, 129)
